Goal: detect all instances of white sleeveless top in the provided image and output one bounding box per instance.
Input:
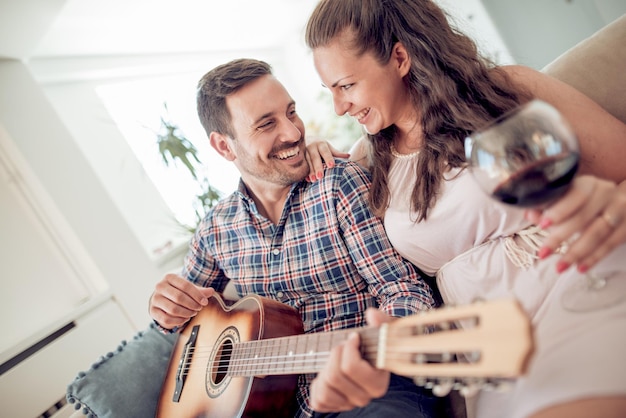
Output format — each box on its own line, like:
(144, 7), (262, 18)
(384, 149), (528, 276)
(383, 149), (626, 418)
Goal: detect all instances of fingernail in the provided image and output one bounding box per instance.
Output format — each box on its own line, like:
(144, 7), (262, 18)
(539, 218), (553, 229)
(316, 171), (323, 179)
(556, 261), (569, 273)
(201, 297), (208, 305)
(538, 247), (552, 259)
(577, 264), (589, 273)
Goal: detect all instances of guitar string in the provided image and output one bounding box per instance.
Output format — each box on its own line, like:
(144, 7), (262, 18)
(178, 340), (376, 373)
(175, 337), (461, 375)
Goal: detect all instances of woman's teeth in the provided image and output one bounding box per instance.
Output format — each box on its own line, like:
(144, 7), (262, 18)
(354, 108), (370, 123)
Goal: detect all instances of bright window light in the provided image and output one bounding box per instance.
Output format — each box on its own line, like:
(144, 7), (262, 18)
(96, 73), (239, 232)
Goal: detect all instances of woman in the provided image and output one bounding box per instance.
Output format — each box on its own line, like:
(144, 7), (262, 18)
(303, 1), (626, 417)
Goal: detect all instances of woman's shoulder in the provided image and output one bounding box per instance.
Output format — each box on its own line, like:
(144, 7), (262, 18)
(348, 135), (372, 170)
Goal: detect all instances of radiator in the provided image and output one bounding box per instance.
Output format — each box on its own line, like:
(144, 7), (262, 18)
(0, 297), (136, 418)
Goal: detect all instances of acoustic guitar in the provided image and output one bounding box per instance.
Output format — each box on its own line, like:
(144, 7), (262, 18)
(157, 293), (533, 418)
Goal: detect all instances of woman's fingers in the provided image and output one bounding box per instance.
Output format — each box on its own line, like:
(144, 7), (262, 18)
(531, 176), (626, 272)
(305, 139), (350, 181)
(570, 187), (626, 271)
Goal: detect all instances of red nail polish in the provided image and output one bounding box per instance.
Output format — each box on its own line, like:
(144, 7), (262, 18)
(539, 218), (553, 229)
(538, 247), (552, 259)
(577, 264), (589, 273)
(556, 261), (569, 273)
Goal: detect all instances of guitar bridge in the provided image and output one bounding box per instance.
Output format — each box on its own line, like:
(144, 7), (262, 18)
(172, 325), (199, 402)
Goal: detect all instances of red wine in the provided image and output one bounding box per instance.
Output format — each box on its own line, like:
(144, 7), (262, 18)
(492, 152), (579, 207)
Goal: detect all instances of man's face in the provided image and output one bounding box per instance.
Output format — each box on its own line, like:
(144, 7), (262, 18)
(223, 74), (309, 189)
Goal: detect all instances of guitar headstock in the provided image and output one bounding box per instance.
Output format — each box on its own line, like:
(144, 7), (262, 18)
(377, 298), (533, 392)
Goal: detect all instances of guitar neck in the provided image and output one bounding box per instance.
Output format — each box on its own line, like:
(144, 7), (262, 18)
(228, 327), (380, 377)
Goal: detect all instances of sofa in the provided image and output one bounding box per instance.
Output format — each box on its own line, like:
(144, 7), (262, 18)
(65, 14), (626, 418)
(542, 14), (626, 125)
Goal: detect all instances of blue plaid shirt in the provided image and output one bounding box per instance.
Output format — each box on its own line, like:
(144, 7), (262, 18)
(181, 160), (434, 417)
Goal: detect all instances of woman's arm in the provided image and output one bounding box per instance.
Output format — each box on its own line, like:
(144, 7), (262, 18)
(502, 65), (626, 271)
(503, 65), (626, 182)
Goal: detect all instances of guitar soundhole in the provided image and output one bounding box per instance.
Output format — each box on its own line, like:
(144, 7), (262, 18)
(205, 326), (240, 398)
(214, 339), (232, 384)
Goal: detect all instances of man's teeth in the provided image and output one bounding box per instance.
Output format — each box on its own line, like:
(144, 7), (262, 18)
(276, 148), (299, 159)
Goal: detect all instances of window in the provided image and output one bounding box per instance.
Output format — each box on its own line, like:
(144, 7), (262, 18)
(97, 73), (239, 230)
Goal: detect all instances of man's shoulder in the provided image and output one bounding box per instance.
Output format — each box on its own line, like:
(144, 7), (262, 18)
(308, 159), (372, 201)
(325, 159), (371, 181)
(197, 192), (244, 228)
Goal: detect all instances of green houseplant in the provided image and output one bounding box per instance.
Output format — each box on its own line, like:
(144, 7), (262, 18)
(156, 103), (221, 233)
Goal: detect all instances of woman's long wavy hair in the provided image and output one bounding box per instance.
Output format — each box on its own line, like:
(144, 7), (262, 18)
(305, 0), (531, 220)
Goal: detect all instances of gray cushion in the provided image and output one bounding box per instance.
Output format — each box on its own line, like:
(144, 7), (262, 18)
(66, 323), (176, 418)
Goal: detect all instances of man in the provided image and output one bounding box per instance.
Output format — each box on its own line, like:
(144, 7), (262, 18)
(67, 58), (439, 418)
(148, 58), (441, 417)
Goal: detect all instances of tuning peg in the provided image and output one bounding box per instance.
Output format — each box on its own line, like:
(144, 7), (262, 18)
(437, 321), (451, 331)
(413, 376), (428, 387)
(432, 379), (453, 397)
(480, 378), (514, 392)
(492, 379), (514, 392)
(440, 352), (453, 363)
(414, 353), (428, 364)
(459, 383), (480, 398)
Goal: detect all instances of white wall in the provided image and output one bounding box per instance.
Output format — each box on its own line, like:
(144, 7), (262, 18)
(482, 0), (626, 69)
(0, 59), (161, 330)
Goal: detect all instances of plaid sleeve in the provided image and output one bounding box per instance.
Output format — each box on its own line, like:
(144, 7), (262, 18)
(335, 162), (435, 316)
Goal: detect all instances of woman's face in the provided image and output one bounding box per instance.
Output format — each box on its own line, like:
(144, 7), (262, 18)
(312, 34), (414, 135)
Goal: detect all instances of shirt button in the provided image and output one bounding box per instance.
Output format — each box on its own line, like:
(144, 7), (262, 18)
(272, 248), (280, 256)
(276, 291), (284, 299)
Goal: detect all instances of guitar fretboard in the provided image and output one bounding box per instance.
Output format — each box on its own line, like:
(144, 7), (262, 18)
(227, 327), (381, 376)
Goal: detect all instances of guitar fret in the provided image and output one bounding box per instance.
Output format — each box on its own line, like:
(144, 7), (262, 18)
(230, 330), (351, 376)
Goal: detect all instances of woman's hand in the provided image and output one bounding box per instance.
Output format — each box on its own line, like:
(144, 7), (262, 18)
(526, 175), (626, 273)
(305, 140), (350, 182)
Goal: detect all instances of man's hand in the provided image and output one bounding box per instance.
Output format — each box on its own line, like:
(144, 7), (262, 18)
(309, 308), (394, 412)
(149, 273), (215, 330)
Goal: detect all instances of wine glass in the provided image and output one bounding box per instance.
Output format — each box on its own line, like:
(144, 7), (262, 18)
(464, 99), (624, 312)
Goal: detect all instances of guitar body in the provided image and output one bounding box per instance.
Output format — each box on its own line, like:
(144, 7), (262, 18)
(157, 294), (304, 418)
